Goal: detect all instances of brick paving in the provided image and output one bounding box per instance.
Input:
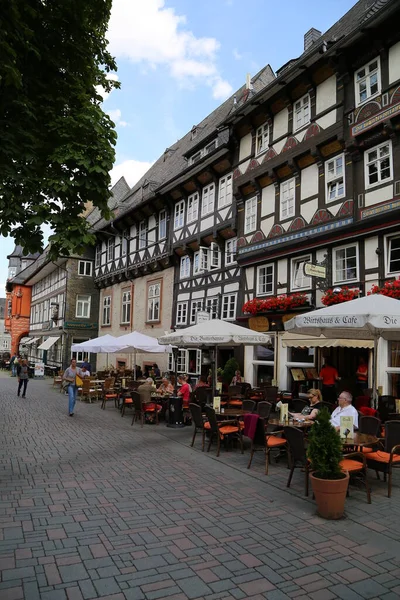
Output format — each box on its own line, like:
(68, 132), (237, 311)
(1, 372), (400, 599)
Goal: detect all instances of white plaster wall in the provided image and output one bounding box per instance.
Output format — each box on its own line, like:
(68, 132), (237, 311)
(239, 132), (252, 162)
(261, 184), (275, 216)
(177, 293), (190, 301)
(364, 236), (379, 269)
(244, 345), (255, 387)
(246, 268), (254, 293)
(206, 287), (221, 297)
(272, 139), (286, 155)
(200, 215), (214, 231)
(300, 164), (319, 200)
(329, 204), (341, 216)
(316, 248), (328, 263)
(273, 107), (289, 140)
(300, 197), (318, 223)
(239, 159), (251, 174)
(192, 290), (203, 299)
(389, 42), (400, 84)
(224, 282), (239, 293)
(260, 215), (274, 238)
(277, 337), (289, 390)
(364, 184), (394, 207)
(277, 258), (288, 286)
(316, 75), (337, 114)
(316, 110), (336, 130)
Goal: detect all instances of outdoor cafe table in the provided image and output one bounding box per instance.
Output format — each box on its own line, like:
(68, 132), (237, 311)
(341, 433), (378, 448)
(268, 418), (314, 429)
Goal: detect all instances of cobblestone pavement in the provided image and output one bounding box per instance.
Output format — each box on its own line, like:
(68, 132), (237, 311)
(1, 372), (400, 600)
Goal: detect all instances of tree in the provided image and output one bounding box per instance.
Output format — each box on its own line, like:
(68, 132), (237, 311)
(0, 0), (119, 259)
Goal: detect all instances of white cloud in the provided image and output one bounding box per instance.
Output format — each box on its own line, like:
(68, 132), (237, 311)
(108, 0), (232, 99)
(212, 78), (233, 100)
(111, 159), (154, 188)
(107, 108), (129, 127)
(233, 49), (242, 61)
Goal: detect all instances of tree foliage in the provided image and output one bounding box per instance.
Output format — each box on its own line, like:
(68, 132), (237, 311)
(307, 408), (344, 480)
(0, 0), (119, 259)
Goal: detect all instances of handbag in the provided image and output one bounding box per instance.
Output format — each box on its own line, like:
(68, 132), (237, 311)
(76, 375), (83, 387)
(61, 379), (70, 390)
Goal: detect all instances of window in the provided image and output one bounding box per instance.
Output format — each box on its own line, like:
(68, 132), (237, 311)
(159, 210), (167, 240)
(139, 220), (147, 249)
(206, 297), (219, 319)
(174, 200), (185, 230)
(225, 238), (237, 266)
(244, 197), (257, 234)
(218, 174), (233, 208)
(180, 256), (191, 279)
(205, 140), (217, 155)
(293, 94), (310, 131)
(280, 178), (295, 220)
(355, 57), (380, 106)
(193, 249), (208, 275)
(257, 264), (274, 296)
(102, 295), (111, 325)
(201, 184), (215, 216)
(71, 338), (90, 363)
(176, 302), (188, 325)
(333, 244), (358, 283)
(291, 255), (311, 291)
(364, 141), (392, 189)
(221, 294), (237, 321)
(78, 260), (92, 277)
(121, 231), (128, 256)
(95, 245), (101, 267)
(147, 282), (161, 322)
(190, 151), (202, 165)
(209, 243), (221, 270)
(255, 122), (269, 156)
(387, 236), (400, 274)
(76, 295), (91, 319)
(121, 290), (131, 324)
(107, 238), (114, 262)
(190, 300), (203, 324)
(187, 193), (199, 223)
(169, 348), (188, 373)
(326, 154), (345, 201)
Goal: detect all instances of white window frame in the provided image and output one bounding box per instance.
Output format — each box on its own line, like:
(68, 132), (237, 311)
(354, 56), (381, 107)
(193, 249), (208, 275)
(244, 197), (257, 235)
(225, 238), (237, 266)
(102, 295), (111, 325)
(190, 300), (203, 324)
(280, 178), (295, 220)
(201, 184), (215, 217)
(176, 302), (188, 326)
(147, 282), (161, 322)
(206, 297), (219, 319)
(174, 200), (185, 230)
(209, 243), (221, 270)
(385, 235), (400, 276)
(180, 256), (191, 279)
(291, 255), (312, 291)
(221, 294), (237, 321)
(139, 220), (147, 249)
(107, 238), (114, 262)
(121, 289), (131, 324)
(255, 122), (269, 156)
(293, 93), (310, 132)
(158, 210), (167, 240)
(333, 243), (359, 284)
(76, 295), (91, 319)
(204, 140), (217, 155)
(364, 140), (393, 190)
(95, 245), (101, 267)
(78, 260), (92, 277)
(257, 264), (274, 296)
(121, 231), (128, 256)
(218, 174), (233, 209)
(325, 154), (345, 202)
(187, 192), (199, 223)
(190, 151), (202, 165)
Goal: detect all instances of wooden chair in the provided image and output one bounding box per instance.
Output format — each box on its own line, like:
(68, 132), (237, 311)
(131, 392), (144, 427)
(101, 377), (119, 410)
(242, 399), (256, 413)
(247, 417), (287, 475)
(366, 421), (400, 497)
(283, 426), (310, 495)
(264, 386), (279, 405)
(78, 378), (97, 403)
(189, 403), (207, 450)
(227, 385), (244, 408)
(257, 401), (272, 419)
(204, 406), (243, 457)
(340, 452), (371, 503)
(121, 393), (134, 417)
(378, 396), (396, 422)
(53, 370), (63, 389)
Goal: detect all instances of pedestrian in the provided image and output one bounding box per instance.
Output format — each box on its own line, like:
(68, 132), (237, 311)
(63, 358), (83, 417)
(356, 356), (368, 392)
(17, 359), (29, 398)
(319, 357), (339, 404)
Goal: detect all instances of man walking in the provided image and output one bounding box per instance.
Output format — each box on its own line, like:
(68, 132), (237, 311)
(17, 359), (29, 398)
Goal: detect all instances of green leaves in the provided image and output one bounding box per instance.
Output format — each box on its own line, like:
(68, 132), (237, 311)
(0, 0), (118, 260)
(307, 408), (344, 480)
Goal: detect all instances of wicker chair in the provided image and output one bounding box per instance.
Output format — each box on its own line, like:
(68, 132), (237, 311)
(204, 406), (243, 457)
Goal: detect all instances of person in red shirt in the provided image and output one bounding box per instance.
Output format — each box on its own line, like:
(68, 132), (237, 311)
(178, 375), (191, 409)
(356, 357), (368, 392)
(319, 358), (339, 404)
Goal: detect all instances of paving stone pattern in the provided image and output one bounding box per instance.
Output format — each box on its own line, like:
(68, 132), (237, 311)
(1, 372), (400, 599)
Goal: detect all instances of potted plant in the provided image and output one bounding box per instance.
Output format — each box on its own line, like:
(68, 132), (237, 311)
(321, 287), (359, 306)
(221, 357), (240, 384)
(307, 407), (349, 519)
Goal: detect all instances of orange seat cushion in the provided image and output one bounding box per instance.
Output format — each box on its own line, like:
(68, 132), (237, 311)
(144, 403), (162, 412)
(266, 436), (286, 447)
(219, 425), (239, 437)
(105, 394), (117, 399)
(340, 459), (363, 472)
(229, 400), (243, 407)
(204, 421), (211, 430)
(362, 447), (373, 453)
(250, 396), (261, 400)
(366, 451), (400, 463)
(124, 398), (133, 404)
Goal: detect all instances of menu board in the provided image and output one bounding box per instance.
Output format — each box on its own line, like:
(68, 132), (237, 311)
(34, 362), (45, 378)
(291, 368), (305, 381)
(280, 403), (289, 422)
(305, 368), (319, 380)
(213, 397), (221, 413)
(340, 416), (354, 439)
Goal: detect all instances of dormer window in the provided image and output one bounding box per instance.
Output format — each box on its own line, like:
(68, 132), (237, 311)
(255, 122), (269, 156)
(191, 127), (197, 140)
(191, 151), (202, 165)
(188, 138), (218, 165)
(204, 140), (217, 155)
(293, 94), (310, 132)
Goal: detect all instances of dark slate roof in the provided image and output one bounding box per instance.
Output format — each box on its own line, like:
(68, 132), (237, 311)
(89, 65), (276, 231)
(6, 245), (40, 261)
(86, 176), (130, 227)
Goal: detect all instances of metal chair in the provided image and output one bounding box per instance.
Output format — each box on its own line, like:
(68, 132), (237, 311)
(242, 399), (256, 413)
(291, 399), (308, 413)
(189, 403), (207, 450)
(366, 420), (400, 497)
(257, 401), (272, 419)
(283, 426), (310, 496)
(204, 406), (243, 457)
(131, 392), (144, 427)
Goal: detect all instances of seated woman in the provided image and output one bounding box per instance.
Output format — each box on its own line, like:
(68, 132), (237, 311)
(291, 389), (323, 421)
(194, 375), (209, 389)
(157, 377), (173, 396)
(230, 370), (242, 386)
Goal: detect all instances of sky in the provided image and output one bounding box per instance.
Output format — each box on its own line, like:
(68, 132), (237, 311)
(1, 0), (357, 291)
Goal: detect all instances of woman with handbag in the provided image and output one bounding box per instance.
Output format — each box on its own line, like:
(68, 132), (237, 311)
(63, 358), (83, 416)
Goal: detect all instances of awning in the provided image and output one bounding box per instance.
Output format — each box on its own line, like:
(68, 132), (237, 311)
(24, 337), (40, 346)
(19, 337), (31, 345)
(281, 332), (374, 349)
(37, 336), (60, 351)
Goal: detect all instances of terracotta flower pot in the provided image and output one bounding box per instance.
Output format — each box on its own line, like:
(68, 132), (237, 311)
(310, 471), (349, 520)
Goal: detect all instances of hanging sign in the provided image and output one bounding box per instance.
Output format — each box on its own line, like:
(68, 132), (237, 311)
(196, 311), (211, 324)
(249, 316), (269, 332)
(304, 263), (326, 278)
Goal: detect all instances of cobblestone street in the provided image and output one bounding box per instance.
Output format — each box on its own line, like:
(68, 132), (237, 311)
(1, 372), (400, 600)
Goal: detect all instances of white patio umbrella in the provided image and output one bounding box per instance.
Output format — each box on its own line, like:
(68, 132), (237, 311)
(71, 334), (126, 354)
(114, 331), (172, 379)
(159, 319), (270, 396)
(284, 294), (400, 404)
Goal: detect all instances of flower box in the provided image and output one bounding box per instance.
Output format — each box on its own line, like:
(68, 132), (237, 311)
(368, 278), (400, 299)
(242, 293), (309, 315)
(321, 287), (360, 306)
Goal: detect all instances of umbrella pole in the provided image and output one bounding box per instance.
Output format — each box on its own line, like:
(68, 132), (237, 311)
(373, 336), (378, 409)
(213, 345), (218, 401)
(134, 349), (136, 381)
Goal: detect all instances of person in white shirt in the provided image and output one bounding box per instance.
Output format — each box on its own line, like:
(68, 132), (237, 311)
(80, 366), (91, 378)
(330, 391), (359, 430)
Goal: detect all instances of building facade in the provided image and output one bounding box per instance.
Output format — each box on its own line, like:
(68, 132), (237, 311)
(0, 298), (11, 354)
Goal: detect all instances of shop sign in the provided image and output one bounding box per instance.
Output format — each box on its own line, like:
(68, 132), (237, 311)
(282, 313), (299, 324)
(64, 321), (98, 329)
(304, 263), (326, 278)
(196, 311), (211, 324)
(249, 316), (269, 332)
(34, 362), (45, 378)
(351, 101), (400, 137)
